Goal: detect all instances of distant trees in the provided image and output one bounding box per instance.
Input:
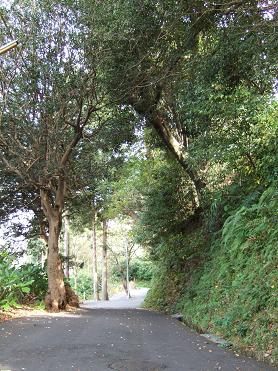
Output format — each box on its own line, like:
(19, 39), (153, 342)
(65, 109), (136, 301)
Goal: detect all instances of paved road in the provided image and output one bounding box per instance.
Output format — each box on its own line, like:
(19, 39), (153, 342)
(82, 288), (149, 310)
(0, 290), (275, 371)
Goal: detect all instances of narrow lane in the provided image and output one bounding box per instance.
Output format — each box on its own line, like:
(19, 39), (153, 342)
(0, 290), (275, 371)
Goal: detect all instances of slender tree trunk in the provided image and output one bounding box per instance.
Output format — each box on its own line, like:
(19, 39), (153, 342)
(63, 210), (70, 279)
(92, 207), (99, 301)
(101, 219), (109, 301)
(74, 266), (77, 291)
(128, 93), (205, 207)
(149, 111), (205, 207)
(122, 276), (128, 295)
(125, 241), (131, 298)
(40, 238), (46, 268)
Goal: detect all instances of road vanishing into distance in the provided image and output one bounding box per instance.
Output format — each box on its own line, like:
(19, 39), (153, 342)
(0, 289), (275, 371)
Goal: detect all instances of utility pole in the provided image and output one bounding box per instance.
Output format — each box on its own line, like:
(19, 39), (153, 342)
(0, 40), (18, 56)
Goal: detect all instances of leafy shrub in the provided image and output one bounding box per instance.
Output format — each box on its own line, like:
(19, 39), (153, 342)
(182, 187), (277, 362)
(145, 185), (278, 365)
(70, 272), (93, 300)
(19, 263), (48, 301)
(129, 259), (153, 281)
(0, 251), (48, 309)
(0, 252), (34, 309)
(111, 258), (153, 282)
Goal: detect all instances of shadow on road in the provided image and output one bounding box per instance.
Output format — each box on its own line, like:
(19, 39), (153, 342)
(0, 288), (276, 371)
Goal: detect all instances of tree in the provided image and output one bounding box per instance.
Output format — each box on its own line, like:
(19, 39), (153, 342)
(109, 236), (138, 298)
(81, 0), (277, 207)
(0, 1), (102, 310)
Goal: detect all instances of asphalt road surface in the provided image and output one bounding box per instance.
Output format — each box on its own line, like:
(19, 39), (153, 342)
(0, 289), (275, 371)
(82, 288), (150, 310)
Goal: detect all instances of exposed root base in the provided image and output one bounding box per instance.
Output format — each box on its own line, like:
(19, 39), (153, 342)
(65, 283), (79, 308)
(44, 283), (79, 311)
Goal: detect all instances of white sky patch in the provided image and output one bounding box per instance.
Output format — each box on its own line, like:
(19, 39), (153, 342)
(0, 210), (34, 254)
(1, 0), (12, 8)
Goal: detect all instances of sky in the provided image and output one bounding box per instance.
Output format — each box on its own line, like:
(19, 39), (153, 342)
(0, 211), (33, 254)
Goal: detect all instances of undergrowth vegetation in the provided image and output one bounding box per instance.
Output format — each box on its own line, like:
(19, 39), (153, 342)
(144, 185), (278, 365)
(0, 252), (47, 310)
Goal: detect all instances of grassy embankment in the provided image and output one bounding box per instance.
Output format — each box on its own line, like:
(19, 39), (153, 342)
(144, 186), (278, 366)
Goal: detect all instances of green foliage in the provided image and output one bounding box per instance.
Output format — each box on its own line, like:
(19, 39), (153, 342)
(27, 238), (46, 264)
(130, 151), (197, 255)
(145, 186), (278, 364)
(19, 263), (48, 301)
(70, 272), (93, 300)
(0, 253), (34, 309)
(130, 259), (153, 281)
(143, 264), (184, 313)
(111, 258), (153, 282)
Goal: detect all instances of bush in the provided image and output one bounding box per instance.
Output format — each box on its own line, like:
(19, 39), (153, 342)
(0, 251), (48, 310)
(129, 259), (154, 281)
(145, 185), (278, 365)
(70, 272), (93, 300)
(19, 263), (48, 302)
(111, 258), (153, 282)
(0, 252), (34, 309)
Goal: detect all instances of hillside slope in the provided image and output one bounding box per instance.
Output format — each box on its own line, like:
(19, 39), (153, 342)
(144, 186), (278, 366)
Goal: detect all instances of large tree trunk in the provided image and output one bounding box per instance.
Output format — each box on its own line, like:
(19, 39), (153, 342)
(40, 183), (66, 311)
(121, 275), (131, 298)
(149, 111), (205, 207)
(101, 219), (109, 301)
(63, 210), (70, 279)
(128, 92), (205, 207)
(46, 213), (66, 311)
(92, 206), (99, 301)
